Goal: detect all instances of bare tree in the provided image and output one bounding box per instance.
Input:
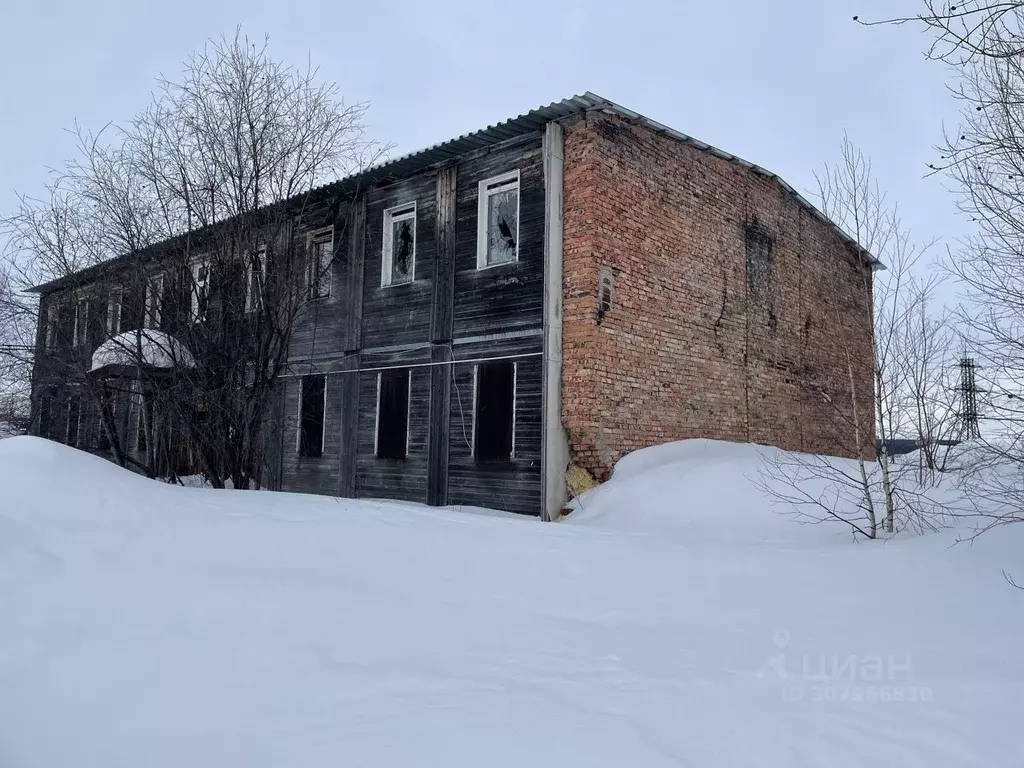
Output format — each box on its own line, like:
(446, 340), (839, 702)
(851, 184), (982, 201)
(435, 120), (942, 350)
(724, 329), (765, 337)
(3, 30), (381, 486)
(758, 137), (953, 538)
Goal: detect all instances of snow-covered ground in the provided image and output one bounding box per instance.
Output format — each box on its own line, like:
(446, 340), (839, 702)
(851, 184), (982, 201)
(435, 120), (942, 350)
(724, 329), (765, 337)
(1, 436), (1022, 766)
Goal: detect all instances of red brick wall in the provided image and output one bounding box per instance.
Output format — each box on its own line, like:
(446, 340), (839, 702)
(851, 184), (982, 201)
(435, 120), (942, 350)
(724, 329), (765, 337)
(561, 112), (875, 480)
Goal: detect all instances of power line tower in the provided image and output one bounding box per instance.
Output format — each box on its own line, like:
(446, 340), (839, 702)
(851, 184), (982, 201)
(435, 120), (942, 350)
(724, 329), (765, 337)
(957, 357), (981, 439)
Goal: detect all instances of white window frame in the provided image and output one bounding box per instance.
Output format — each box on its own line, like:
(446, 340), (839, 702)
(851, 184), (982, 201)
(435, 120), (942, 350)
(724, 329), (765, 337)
(245, 245), (267, 313)
(374, 369), (412, 459)
(295, 373), (328, 456)
(45, 304), (58, 351)
(106, 288), (122, 336)
(191, 258), (211, 322)
(381, 202), (417, 287)
(307, 227), (334, 300)
(72, 298), (89, 348)
(476, 169), (521, 270)
(146, 274), (164, 329)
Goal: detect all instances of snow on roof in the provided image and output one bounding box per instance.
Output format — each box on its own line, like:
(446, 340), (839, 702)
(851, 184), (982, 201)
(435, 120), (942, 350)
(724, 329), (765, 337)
(90, 330), (195, 372)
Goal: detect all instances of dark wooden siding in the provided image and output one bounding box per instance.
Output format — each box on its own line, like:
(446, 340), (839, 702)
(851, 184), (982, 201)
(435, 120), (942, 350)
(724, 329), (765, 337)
(361, 172), (437, 350)
(446, 334), (543, 515)
(452, 136), (545, 339)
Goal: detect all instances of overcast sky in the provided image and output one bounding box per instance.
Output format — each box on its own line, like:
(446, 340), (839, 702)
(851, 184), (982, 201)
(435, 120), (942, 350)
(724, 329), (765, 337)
(1, 0), (964, 265)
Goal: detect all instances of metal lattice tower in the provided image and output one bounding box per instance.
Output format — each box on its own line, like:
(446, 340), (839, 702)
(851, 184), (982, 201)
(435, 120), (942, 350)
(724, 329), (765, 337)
(958, 358), (981, 439)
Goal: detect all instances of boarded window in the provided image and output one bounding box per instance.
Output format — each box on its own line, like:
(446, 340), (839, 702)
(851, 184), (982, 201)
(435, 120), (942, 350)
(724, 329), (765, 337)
(476, 171), (520, 268)
(308, 229), (333, 299)
(298, 374), (326, 457)
(66, 395), (81, 447)
(376, 370), (410, 459)
(382, 203), (416, 286)
(474, 361), (515, 461)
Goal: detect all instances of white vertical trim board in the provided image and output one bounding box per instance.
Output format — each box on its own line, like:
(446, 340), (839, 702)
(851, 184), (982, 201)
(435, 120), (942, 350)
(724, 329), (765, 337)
(373, 371), (382, 457)
(321, 376), (328, 455)
(381, 202), (417, 287)
(470, 364), (479, 458)
(511, 361), (518, 459)
(405, 370), (413, 457)
(476, 169), (521, 269)
(294, 377), (302, 454)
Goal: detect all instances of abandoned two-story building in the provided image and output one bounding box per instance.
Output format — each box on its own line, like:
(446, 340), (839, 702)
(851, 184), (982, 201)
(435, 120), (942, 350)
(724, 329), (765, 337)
(28, 93), (878, 518)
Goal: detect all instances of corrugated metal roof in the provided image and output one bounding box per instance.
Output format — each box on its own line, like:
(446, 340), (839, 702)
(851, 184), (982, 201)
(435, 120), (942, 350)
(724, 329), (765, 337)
(28, 91), (879, 293)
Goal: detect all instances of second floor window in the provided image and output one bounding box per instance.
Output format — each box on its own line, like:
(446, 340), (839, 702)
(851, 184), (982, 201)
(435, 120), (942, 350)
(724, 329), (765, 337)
(382, 203), (416, 287)
(73, 299), (89, 348)
(191, 261), (211, 322)
(245, 246), (267, 313)
(476, 170), (520, 269)
(307, 228), (333, 300)
(146, 274), (165, 329)
(44, 304), (58, 351)
(106, 288), (122, 336)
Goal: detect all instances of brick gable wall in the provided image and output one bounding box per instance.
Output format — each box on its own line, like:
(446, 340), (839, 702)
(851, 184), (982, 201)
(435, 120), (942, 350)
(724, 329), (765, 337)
(561, 112), (874, 480)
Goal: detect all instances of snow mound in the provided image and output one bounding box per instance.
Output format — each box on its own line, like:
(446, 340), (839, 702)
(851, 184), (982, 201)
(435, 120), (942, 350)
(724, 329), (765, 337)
(1, 437), (1022, 766)
(90, 329), (195, 372)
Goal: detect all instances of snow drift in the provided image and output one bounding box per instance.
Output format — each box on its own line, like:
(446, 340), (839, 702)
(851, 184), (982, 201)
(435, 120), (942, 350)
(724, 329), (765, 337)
(0, 436), (1022, 766)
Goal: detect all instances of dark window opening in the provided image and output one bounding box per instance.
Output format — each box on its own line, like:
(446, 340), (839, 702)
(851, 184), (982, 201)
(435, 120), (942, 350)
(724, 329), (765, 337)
(475, 361), (515, 461)
(66, 395), (81, 447)
(376, 370), (409, 460)
(299, 374), (326, 457)
(121, 284), (146, 333)
(308, 231), (333, 299)
(392, 218), (414, 283)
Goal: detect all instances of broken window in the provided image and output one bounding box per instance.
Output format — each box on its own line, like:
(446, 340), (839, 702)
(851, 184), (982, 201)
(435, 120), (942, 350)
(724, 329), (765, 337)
(307, 228), (333, 300)
(745, 226), (774, 299)
(382, 203), (416, 286)
(245, 246), (267, 313)
(597, 268), (614, 324)
(73, 298), (89, 347)
(477, 170), (520, 268)
(376, 369), (410, 460)
(66, 395), (81, 447)
(298, 374), (326, 457)
(474, 361), (515, 461)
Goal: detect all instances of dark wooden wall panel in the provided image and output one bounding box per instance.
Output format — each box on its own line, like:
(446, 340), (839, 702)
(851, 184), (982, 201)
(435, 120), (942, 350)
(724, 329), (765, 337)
(446, 335), (543, 515)
(452, 137), (545, 340)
